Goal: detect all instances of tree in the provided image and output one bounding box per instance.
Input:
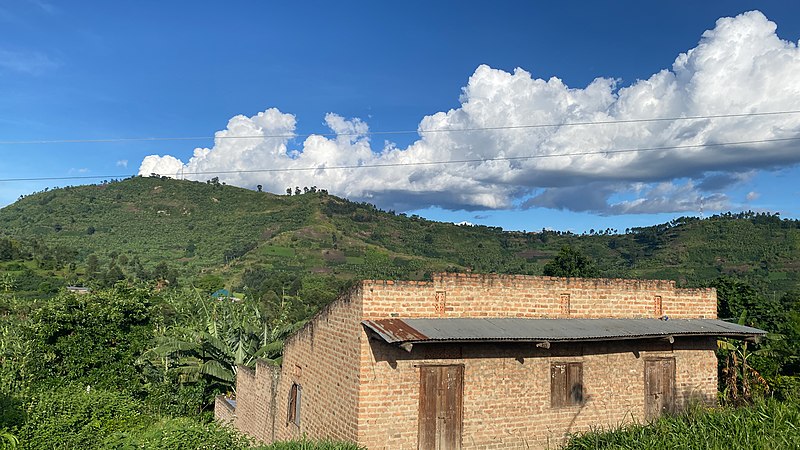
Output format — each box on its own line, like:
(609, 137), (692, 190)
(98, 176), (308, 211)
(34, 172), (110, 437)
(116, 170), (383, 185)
(256, 185), (262, 192)
(85, 254), (100, 276)
(103, 264), (125, 286)
(0, 239), (13, 261)
(711, 277), (780, 330)
(23, 286), (154, 390)
(542, 245), (600, 278)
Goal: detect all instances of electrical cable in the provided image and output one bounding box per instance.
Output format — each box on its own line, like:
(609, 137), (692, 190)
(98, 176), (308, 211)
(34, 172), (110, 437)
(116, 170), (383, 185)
(1, 110), (799, 145)
(0, 135), (798, 183)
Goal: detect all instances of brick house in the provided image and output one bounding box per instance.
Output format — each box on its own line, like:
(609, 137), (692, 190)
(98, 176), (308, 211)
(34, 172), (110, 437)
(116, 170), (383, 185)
(215, 273), (764, 449)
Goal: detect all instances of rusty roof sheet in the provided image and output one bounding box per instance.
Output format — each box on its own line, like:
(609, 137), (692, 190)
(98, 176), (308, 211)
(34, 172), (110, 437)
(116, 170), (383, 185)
(362, 318), (765, 344)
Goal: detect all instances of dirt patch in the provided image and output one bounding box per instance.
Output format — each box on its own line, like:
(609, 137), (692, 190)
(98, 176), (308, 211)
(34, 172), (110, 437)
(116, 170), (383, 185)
(517, 249), (549, 259)
(261, 227), (278, 240)
(294, 226), (330, 241)
(322, 249), (346, 263)
(721, 265), (753, 274)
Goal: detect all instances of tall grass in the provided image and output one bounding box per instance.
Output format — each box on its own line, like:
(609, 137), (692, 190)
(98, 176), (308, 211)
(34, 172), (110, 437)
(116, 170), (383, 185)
(254, 440), (364, 450)
(564, 399), (800, 450)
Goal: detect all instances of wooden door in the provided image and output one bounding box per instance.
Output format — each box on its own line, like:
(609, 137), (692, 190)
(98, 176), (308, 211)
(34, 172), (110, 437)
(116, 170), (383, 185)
(645, 358), (675, 420)
(418, 365), (463, 450)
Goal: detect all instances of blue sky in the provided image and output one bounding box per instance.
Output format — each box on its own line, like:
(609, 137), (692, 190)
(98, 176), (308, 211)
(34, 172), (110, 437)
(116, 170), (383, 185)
(1, 1), (800, 232)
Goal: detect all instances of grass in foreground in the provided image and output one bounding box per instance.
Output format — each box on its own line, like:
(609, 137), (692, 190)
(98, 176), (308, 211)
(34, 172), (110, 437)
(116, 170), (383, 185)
(255, 441), (363, 450)
(564, 399), (800, 450)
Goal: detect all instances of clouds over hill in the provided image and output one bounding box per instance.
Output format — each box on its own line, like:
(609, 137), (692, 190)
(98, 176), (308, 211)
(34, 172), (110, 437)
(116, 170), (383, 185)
(140, 11), (800, 215)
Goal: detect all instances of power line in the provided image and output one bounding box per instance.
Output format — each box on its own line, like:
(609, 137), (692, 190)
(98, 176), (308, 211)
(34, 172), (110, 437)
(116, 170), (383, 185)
(1, 135), (798, 184)
(1, 110), (800, 145)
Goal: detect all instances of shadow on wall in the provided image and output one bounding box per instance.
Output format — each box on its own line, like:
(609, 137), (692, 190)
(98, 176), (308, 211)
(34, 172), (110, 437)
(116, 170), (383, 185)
(366, 336), (717, 365)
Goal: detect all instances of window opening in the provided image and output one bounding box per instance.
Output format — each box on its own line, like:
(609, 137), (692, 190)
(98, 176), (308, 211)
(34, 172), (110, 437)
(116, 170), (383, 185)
(551, 362), (584, 407)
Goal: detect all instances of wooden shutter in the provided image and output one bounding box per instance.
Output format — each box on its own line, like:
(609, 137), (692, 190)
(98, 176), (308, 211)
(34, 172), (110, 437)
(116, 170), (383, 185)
(552, 362), (583, 407)
(551, 363), (567, 407)
(287, 383), (301, 425)
(568, 362), (583, 404)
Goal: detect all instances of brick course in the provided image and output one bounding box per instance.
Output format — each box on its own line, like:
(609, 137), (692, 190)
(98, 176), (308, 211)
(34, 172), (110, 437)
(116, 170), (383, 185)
(217, 273), (720, 449)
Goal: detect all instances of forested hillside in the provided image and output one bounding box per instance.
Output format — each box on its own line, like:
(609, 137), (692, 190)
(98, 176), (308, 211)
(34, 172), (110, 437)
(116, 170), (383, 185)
(1, 176), (799, 299)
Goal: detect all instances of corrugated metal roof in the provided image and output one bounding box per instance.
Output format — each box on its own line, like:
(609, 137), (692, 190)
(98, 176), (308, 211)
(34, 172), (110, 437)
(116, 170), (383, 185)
(362, 318), (766, 344)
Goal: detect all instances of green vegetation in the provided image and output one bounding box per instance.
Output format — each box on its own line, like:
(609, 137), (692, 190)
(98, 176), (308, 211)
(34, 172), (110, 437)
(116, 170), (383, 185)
(564, 399), (800, 450)
(543, 245), (600, 278)
(3, 178), (800, 301)
(1, 178), (799, 448)
(0, 285), (358, 449)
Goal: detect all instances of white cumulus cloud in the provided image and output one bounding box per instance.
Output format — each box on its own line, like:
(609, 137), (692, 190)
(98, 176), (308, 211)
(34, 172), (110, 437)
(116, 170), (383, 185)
(139, 11), (800, 215)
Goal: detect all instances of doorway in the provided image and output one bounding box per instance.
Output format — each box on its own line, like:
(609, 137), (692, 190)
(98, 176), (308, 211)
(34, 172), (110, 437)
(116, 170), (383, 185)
(645, 358), (675, 420)
(418, 365), (463, 450)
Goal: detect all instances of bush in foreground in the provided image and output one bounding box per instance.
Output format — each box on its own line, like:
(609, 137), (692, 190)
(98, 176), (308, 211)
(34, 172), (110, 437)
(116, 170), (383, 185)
(106, 417), (252, 450)
(18, 387), (146, 450)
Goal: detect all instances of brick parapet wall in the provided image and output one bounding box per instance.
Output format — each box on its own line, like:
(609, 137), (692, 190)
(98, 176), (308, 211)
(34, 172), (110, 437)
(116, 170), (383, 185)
(362, 273), (716, 319)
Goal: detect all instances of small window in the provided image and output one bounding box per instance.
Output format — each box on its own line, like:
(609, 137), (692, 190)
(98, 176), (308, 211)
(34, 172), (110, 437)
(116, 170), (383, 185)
(287, 383), (302, 425)
(551, 362), (583, 407)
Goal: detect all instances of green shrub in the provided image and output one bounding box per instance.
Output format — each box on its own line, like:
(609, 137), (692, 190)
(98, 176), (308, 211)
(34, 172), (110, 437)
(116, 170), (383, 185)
(0, 394), (24, 430)
(105, 416), (251, 450)
(770, 375), (800, 402)
(19, 386), (147, 450)
(24, 286), (154, 391)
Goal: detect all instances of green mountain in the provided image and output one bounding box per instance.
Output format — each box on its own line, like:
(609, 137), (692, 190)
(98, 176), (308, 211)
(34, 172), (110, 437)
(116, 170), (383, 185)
(1, 176), (799, 299)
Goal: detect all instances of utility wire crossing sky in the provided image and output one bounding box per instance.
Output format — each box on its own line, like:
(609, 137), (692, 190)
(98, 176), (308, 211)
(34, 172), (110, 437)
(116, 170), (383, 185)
(1, 3), (800, 232)
(2, 110), (799, 145)
(2, 135), (799, 184)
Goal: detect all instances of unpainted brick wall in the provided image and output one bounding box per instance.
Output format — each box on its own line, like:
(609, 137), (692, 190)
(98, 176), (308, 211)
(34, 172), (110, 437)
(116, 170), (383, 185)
(269, 285), (364, 443)
(358, 338), (718, 449)
(214, 395), (235, 424)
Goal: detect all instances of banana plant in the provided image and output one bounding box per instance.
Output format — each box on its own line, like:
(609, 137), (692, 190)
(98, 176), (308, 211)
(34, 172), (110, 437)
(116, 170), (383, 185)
(142, 289), (305, 392)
